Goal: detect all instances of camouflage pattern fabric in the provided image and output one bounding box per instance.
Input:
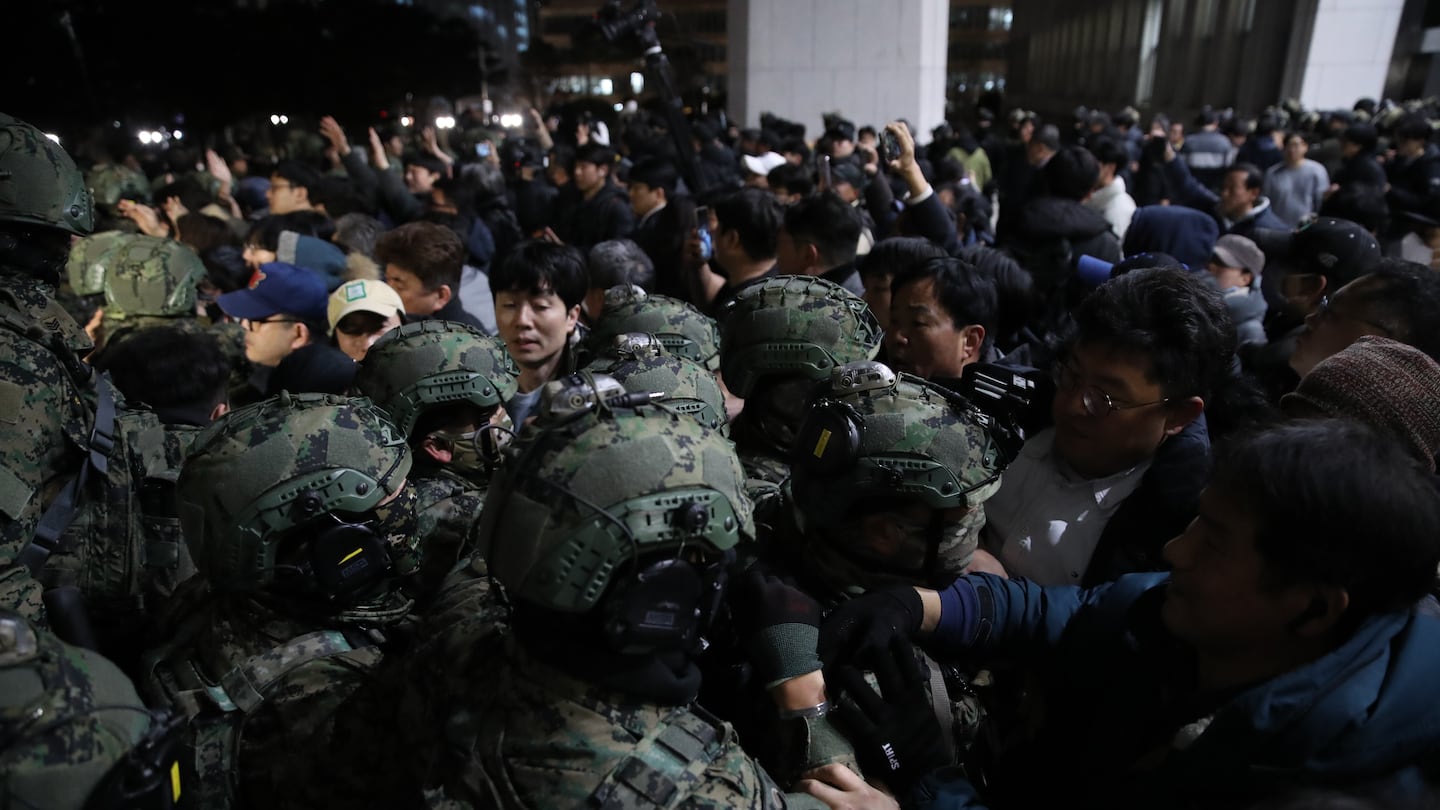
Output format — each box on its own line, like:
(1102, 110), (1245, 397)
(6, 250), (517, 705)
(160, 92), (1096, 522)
(0, 606), (160, 809)
(718, 275), (883, 398)
(587, 287), (723, 372)
(356, 320), (520, 438)
(101, 234), (206, 320)
(586, 344), (728, 434)
(788, 364), (1007, 594)
(0, 113), (95, 236)
(67, 231), (127, 298)
(142, 590), (388, 810)
(409, 468), (486, 601)
(426, 638), (819, 810)
(318, 555), (511, 809)
(0, 272), (94, 621)
(86, 163), (150, 210)
(478, 402), (753, 615)
(176, 393), (412, 593)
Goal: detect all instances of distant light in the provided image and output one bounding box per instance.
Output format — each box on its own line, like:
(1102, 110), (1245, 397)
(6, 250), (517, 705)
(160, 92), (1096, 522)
(435, 116), (456, 130)
(172, 130), (184, 140)
(112, 120), (122, 128)
(498, 113), (523, 129)
(270, 114), (281, 125)
(279, 115), (289, 125)
(138, 131), (154, 145)
(400, 116), (414, 127)
(597, 78), (614, 96)
(630, 71), (645, 94)
(44, 133), (61, 145)
(613, 103), (624, 113)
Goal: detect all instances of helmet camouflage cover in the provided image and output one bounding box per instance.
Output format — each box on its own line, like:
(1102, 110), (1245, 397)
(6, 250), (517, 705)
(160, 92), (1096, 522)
(477, 378), (752, 614)
(66, 231), (128, 296)
(585, 333), (727, 433)
(101, 234), (206, 319)
(587, 286), (722, 371)
(355, 320), (520, 437)
(0, 113), (94, 236)
(719, 275), (883, 398)
(790, 361), (1006, 588)
(177, 393), (412, 591)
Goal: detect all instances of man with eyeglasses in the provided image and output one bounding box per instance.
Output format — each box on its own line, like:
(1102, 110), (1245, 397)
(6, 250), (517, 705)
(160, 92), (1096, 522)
(970, 268), (1234, 587)
(216, 262), (331, 403)
(266, 160), (320, 216)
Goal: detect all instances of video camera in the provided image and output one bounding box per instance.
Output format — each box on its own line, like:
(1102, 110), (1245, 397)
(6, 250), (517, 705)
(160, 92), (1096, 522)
(596, 0), (661, 47)
(956, 362), (1051, 463)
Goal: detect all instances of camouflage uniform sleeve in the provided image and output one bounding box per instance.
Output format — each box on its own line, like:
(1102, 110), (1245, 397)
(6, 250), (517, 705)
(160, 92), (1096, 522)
(0, 331), (88, 620)
(679, 746), (831, 810)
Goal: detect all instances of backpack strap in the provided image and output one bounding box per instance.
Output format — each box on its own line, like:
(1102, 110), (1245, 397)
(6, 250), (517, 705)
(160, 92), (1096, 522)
(17, 370), (116, 575)
(588, 705), (724, 810)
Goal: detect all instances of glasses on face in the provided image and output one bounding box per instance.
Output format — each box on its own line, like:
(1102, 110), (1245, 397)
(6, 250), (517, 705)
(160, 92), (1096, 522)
(1052, 362), (1170, 418)
(243, 317), (300, 332)
(1310, 295), (1392, 335)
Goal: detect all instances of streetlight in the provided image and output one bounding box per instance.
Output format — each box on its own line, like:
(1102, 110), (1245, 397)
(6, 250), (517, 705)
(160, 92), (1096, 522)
(435, 116), (456, 130)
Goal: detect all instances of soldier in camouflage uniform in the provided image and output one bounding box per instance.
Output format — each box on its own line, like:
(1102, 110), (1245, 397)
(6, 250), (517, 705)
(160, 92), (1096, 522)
(0, 113), (101, 622)
(142, 393), (422, 810)
(585, 332), (728, 434)
(718, 276), (884, 524)
(354, 320), (520, 598)
(0, 600), (185, 809)
(414, 376), (848, 809)
(586, 286), (722, 372)
(767, 360), (1009, 783)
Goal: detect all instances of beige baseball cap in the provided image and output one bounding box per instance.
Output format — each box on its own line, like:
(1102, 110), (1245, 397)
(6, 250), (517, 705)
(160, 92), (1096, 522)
(327, 279), (404, 334)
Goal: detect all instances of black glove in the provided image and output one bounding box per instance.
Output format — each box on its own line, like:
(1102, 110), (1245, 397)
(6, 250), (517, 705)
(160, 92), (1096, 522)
(728, 569), (824, 686)
(831, 634), (951, 796)
(818, 585), (924, 668)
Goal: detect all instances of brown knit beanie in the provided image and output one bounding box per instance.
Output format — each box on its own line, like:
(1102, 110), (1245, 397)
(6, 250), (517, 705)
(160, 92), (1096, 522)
(1281, 335), (1440, 471)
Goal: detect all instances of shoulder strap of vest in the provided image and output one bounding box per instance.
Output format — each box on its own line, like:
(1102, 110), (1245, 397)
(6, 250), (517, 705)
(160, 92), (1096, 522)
(16, 370), (116, 575)
(588, 704), (725, 810)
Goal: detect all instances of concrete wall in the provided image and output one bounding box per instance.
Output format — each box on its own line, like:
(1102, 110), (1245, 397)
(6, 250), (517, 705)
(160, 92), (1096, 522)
(728, 0), (949, 139)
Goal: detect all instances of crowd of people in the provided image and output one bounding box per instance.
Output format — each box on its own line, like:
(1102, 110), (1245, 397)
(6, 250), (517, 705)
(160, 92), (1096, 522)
(2, 86), (1440, 810)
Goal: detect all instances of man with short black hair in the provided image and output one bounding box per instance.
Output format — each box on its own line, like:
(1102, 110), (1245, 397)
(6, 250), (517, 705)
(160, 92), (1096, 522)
(826, 419), (1440, 808)
(1331, 124), (1385, 192)
(975, 268), (1234, 586)
(267, 160), (321, 216)
(886, 256), (999, 382)
(375, 221), (486, 332)
(686, 187), (784, 315)
(489, 240), (587, 425)
(554, 143), (634, 249)
(1164, 151), (1287, 239)
(1263, 133), (1329, 227)
(1085, 137), (1137, 241)
(1288, 257), (1440, 377)
(93, 326), (231, 427)
(583, 239), (653, 321)
(775, 191), (864, 295)
(625, 156), (685, 290)
(1181, 108), (1233, 190)
(767, 163), (813, 205)
(1385, 114), (1440, 237)
(1010, 145), (1123, 294)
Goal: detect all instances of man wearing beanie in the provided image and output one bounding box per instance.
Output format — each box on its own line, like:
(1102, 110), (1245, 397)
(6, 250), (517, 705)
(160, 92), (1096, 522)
(1282, 335), (1440, 472)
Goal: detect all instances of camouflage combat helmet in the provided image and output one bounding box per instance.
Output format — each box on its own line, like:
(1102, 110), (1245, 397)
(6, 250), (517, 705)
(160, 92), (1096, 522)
(66, 231), (127, 296)
(790, 361), (1006, 588)
(177, 393), (413, 593)
(85, 163), (150, 211)
(0, 113), (94, 236)
(586, 333), (727, 433)
(355, 320), (520, 437)
(588, 285), (722, 371)
(477, 374), (753, 615)
(719, 275), (883, 398)
(0, 609), (182, 810)
(101, 234), (206, 319)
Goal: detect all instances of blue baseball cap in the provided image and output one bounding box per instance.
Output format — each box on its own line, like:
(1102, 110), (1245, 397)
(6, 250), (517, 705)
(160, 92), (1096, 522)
(217, 262), (329, 323)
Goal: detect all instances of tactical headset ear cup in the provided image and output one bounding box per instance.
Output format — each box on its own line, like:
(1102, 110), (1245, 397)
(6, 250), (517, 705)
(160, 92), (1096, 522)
(602, 558), (705, 655)
(794, 399), (864, 477)
(307, 523), (391, 602)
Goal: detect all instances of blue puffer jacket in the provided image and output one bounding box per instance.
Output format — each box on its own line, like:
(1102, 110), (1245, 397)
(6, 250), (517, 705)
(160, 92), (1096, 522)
(913, 574), (1440, 809)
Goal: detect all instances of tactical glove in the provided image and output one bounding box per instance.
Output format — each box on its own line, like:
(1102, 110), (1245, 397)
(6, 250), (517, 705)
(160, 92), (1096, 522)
(818, 584), (924, 668)
(729, 569), (824, 687)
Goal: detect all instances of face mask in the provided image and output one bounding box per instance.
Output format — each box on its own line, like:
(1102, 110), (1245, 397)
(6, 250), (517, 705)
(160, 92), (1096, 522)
(369, 482), (421, 577)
